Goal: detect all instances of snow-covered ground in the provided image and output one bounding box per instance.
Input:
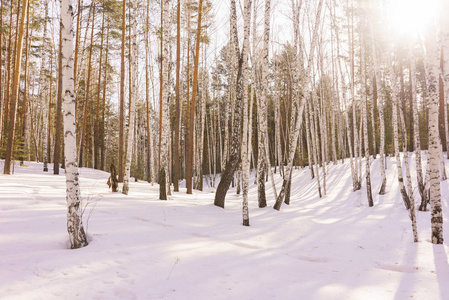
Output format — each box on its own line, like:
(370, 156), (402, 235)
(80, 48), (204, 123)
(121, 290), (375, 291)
(1, 155), (449, 300)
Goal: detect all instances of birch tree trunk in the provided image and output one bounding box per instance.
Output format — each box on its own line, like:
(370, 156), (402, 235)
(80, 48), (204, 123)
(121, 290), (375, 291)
(93, 8), (105, 170)
(173, 0), (181, 192)
(349, 4), (361, 191)
(123, 2), (138, 195)
(118, 0), (127, 182)
(159, 0), (173, 199)
(144, 3), (155, 185)
(426, 23), (443, 243)
(41, 0), (49, 172)
(186, 0), (203, 194)
(333, 1), (355, 191)
(241, 0), (252, 225)
(361, 32), (373, 207)
(257, 0), (275, 207)
(310, 96), (322, 198)
(399, 104), (418, 242)
(61, 0), (88, 249)
(370, 21), (386, 194)
(409, 46), (426, 210)
(390, 59), (411, 210)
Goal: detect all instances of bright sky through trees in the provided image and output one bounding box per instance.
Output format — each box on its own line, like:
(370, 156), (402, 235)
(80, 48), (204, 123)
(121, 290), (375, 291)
(386, 0), (441, 36)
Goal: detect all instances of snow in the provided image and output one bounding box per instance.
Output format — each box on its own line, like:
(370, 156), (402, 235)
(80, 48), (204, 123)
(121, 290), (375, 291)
(1, 155), (449, 300)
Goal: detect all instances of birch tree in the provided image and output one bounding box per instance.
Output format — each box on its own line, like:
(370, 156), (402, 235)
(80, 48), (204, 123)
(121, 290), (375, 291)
(123, 1), (138, 195)
(173, 0), (181, 192)
(390, 58), (411, 210)
(186, 0), (203, 194)
(425, 22), (443, 243)
(409, 44), (426, 209)
(60, 0), (88, 249)
(360, 22), (373, 207)
(370, 21), (386, 194)
(41, 0), (50, 172)
(241, 0), (252, 226)
(159, 0), (172, 200)
(118, 0), (126, 182)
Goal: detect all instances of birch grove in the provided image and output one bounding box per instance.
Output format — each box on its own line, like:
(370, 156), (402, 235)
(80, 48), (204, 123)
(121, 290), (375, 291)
(0, 0), (446, 242)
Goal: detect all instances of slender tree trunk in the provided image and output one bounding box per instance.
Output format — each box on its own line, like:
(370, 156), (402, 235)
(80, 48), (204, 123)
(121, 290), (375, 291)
(310, 96), (322, 198)
(173, 0), (181, 192)
(54, 22), (63, 175)
(361, 32), (373, 207)
(370, 21), (386, 194)
(390, 59), (411, 210)
(123, 3), (137, 195)
(407, 45), (425, 209)
(93, 8), (105, 170)
(100, 25), (109, 171)
(20, 2), (30, 164)
(186, 0), (203, 194)
(145, 0), (154, 183)
(41, 0), (49, 171)
(159, 0), (173, 200)
(60, 0), (88, 249)
(241, 0), (252, 225)
(118, 0), (126, 182)
(79, 1), (95, 168)
(399, 103), (418, 242)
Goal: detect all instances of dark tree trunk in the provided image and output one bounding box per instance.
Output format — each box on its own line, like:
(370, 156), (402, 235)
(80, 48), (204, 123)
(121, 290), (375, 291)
(54, 24), (63, 175)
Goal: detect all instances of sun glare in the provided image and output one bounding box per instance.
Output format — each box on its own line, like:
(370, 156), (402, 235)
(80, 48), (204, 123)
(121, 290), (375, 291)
(386, 0), (441, 36)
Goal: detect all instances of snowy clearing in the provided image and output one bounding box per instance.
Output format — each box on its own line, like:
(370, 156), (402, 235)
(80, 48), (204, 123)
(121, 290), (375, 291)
(1, 155), (449, 300)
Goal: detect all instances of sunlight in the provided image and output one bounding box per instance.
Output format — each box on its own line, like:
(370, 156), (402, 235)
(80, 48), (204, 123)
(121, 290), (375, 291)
(386, 0), (441, 36)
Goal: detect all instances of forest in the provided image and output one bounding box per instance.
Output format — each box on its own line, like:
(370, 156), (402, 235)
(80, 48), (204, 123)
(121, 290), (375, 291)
(2, 0), (449, 298)
(0, 0), (448, 247)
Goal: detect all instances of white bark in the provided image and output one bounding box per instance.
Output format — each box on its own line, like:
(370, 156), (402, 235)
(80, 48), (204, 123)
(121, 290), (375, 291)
(371, 21), (386, 194)
(399, 104), (418, 242)
(61, 0), (88, 249)
(159, 0), (171, 200)
(409, 45), (425, 209)
(425, 23), (443, 244)
(310, 96), (322, 198)
(123, 3), (138, 195)
(40, 0), (49, 171)
(361, 35), (373, 207)
(390, 59), (411, 210)
(241, 0), (252, 226)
